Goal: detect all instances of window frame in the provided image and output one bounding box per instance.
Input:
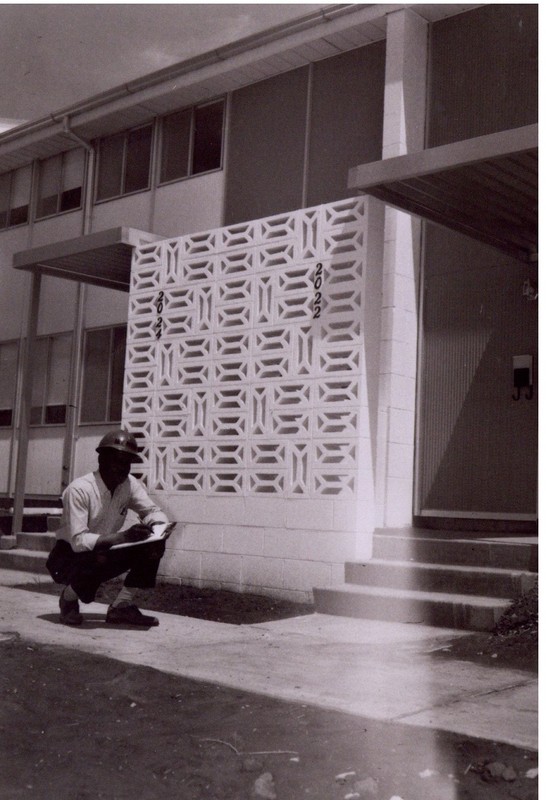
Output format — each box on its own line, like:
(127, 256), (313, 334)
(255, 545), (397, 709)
(35, 148), (86, 221)
(78, 324), (127, 426)
(0, 165), (32, 230)
(158, 97), (226, 187)
(29, 332), (72, 428)
(94, 122), (154, 204)
(0, 339), (20, 429)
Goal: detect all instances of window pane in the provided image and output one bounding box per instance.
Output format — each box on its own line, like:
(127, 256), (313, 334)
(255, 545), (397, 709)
(0, 341), (18, 426)
(124, 125), (152, 194)
(45, 334), (71, 424)
(60, 148), (84, 212)
(30, 338), (48, 424)
(80, 328), (110, 423)
(0, 173), (10, 229)
(109, 327), (126, 421)
(96, 132), (124, 201)
(60, 185), (82, 213)
(160, 109), (191, 183)
(9, 165), (31, 226)
(192, 100), (224, 174)
(36, 154), (61, 218)
(44, 404), (67, 424)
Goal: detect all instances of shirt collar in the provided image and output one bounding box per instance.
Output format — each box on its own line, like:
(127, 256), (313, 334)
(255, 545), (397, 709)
(94, 470), (130, 497)
(94, 470), (110, 496)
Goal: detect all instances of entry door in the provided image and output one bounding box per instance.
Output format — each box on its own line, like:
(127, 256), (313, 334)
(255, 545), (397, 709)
(416, 225), (538, 519)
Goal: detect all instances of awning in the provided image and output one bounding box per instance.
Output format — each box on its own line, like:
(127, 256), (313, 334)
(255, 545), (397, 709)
(348, 124), (538, 263)
(13, 227), (162, 290)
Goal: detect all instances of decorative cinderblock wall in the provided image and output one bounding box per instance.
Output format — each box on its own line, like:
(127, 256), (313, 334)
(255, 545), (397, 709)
(124, 197), (383, 601)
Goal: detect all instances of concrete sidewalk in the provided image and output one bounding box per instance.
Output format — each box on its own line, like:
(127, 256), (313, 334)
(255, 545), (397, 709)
(0, 568), (537, 752)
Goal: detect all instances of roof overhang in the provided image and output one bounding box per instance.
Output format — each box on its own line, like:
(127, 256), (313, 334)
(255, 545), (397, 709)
(13, 227), (162, 291)
(0, 4), (482, 173)
(348, 124), (538, 263)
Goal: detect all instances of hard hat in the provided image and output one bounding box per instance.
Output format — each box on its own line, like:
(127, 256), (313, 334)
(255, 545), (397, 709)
(96, 429), (142, 462)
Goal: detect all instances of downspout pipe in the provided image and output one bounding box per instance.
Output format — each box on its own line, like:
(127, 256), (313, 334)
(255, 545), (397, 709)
(62, 116), (94, 154)
(61, 118), (94, 490)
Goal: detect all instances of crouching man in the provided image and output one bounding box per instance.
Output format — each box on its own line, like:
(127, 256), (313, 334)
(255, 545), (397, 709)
(46, 429), (170, 628)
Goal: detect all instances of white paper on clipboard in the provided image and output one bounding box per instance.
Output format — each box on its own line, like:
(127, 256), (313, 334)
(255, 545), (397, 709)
(111, 521), (176, 550)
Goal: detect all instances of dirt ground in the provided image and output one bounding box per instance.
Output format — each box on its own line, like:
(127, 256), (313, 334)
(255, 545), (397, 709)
(0, 580), (539, 800)
(0, 633), (538, 800)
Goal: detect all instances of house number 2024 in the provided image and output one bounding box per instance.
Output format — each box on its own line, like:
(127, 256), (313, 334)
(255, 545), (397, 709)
(312, 262), (323, 318)
(155, 291), (164, 339)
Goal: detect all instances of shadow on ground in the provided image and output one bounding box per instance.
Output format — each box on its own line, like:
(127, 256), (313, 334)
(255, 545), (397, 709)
(14, 577), (537, 673)
(14, 578), (313, 625)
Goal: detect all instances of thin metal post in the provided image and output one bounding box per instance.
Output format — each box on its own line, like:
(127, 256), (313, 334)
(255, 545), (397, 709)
(60, 141), (94, 492)
(12, 271), (42, 534)
(61, 282), (86, 491)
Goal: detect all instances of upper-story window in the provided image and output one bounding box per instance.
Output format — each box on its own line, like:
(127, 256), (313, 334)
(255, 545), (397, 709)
(160, 99), (225, 184)
(96, 124), (153, 202)
(36, 148), (85, 219)
(0, 165), (32, 229)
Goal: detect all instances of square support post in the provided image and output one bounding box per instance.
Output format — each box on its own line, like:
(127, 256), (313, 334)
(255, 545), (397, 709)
(12, 270), (42, 536)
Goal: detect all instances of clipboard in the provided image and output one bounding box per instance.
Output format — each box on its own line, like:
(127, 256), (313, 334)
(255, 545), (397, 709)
(111, 521), (176, 550)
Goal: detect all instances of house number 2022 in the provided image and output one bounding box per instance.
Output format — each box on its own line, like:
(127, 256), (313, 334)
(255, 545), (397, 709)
(155, 291), (164, 339)
(312, 262), (323, 319)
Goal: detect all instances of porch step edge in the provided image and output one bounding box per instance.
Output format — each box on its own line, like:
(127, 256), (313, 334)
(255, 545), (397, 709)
(0, 549), (49, 573)
(345, 559), (537, 598)
(313, 584), (512, 631)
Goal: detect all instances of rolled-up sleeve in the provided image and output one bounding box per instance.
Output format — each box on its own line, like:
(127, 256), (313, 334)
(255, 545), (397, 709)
(60, 485), (100, 552)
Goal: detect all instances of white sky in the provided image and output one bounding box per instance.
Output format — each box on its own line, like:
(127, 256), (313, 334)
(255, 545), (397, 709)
(0, 3), (326, 124)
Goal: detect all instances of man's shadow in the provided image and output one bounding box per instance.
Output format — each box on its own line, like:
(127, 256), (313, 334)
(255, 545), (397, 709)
(38, 613), (156, 630)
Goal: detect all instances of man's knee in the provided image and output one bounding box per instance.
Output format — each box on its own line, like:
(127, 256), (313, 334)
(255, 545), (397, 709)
(145, 541), (166, 561)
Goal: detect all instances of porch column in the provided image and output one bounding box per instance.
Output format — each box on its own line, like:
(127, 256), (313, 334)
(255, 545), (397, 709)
(12, 271), (42, 535)
(375, 9), (428, 528)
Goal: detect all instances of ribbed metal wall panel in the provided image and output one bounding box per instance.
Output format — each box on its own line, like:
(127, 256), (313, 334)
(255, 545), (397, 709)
(427, 5), (538, 146)
(417, 224), (538, 516)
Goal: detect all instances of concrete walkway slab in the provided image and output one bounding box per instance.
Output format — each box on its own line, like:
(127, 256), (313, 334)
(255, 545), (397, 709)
(0, 569), (537, 751)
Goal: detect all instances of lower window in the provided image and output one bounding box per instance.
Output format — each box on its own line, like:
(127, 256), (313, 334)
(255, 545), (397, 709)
(80, 326), (127, 423)
(0, 341), (19, 427)
(30, 333), (72, 425)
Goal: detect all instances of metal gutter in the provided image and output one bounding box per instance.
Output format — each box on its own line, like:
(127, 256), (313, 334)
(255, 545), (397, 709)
(0, 4), (379, 145)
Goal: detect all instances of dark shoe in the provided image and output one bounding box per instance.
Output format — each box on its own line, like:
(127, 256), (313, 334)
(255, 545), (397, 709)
(105, 604), (159, 627)
(59, 589), (83, 626)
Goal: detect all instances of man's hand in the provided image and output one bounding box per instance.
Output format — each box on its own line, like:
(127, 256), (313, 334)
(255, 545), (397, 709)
(95, 524), (153, 550)
(123, 523), (153, 543)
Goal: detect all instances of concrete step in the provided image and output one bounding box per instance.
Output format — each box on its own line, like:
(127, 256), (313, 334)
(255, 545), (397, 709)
(345, 559), (537, 599)
(16, 531), (56, 553)
(0, 548), (49, 573)
(373, 532), (538, 571)
(313, 584), (512, 632)
(0, 510), (62, 535)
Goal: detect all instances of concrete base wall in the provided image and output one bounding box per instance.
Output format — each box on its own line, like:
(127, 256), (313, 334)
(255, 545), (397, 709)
(155, 494), (369, 602)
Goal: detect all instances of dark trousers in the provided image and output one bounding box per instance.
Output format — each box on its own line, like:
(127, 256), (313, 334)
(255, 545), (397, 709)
(46, 539), (166, 604)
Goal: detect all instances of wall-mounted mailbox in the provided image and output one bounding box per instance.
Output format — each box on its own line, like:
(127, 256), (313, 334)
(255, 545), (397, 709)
(513, 354), (533, 400)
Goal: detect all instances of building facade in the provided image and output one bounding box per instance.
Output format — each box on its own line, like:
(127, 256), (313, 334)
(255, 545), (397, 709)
(0, 4), (537, 601)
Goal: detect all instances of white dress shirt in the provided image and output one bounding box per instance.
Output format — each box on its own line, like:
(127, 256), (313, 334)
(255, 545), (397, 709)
(56, 471), (169, 553)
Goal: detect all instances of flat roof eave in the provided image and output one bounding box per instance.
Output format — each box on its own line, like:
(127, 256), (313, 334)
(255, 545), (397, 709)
(348, 124), (538, 263)
(13, 227), (162, 291)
